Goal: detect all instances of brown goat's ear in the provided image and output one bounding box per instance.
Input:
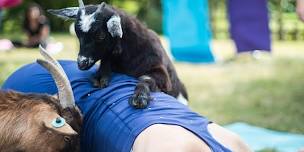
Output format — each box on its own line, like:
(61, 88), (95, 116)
(52, 93), (59, 99)
(43, 113), (77, 135)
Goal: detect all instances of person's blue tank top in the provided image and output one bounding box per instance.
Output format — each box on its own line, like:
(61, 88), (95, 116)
(2, 60), (231, 152)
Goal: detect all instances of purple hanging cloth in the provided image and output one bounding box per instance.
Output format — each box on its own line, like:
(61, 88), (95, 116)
(227, 0), (271, 53)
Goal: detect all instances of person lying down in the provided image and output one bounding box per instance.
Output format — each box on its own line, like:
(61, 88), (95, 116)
(2, 60), (251, 152)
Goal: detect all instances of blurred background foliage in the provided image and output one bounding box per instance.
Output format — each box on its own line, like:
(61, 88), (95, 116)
(1, 0), (304, 40)
(0, 0), (163, 34)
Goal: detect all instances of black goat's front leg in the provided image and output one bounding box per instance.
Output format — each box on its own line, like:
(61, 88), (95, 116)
(129, 65), (172, 109)
(93, 60), (111, 88)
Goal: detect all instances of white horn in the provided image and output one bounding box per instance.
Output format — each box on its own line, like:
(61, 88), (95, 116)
(39, 45), (65, 74)
(78, 0), (85, 10)
(37, 59), (75, 108)
(95, 2), (106, 13)
(37, 46), (76, 108)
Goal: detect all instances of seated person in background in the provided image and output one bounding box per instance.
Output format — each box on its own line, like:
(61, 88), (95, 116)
(2, 60), (251, 152)
(297, 0), (304, 22)
(13, 3), (49, 48)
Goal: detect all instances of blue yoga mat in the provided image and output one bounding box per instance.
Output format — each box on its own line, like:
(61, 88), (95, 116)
(162, 0), (214, 63)
(225, 122), (304, 152)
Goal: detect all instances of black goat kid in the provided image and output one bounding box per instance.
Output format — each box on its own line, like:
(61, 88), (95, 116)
(48, 1), (188, 108)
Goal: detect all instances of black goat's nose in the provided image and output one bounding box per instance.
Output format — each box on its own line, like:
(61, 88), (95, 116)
(77, 56), (90, 70)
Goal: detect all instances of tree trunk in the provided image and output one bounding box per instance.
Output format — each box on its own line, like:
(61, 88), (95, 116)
(278, 0), (284, 40)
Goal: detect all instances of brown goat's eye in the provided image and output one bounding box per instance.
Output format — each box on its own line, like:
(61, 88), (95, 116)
(64, 136), (71, 142)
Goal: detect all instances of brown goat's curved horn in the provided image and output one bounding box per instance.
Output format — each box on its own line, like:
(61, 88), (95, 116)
(37, 59), (75, 108)
(78, 0), (85, 10)
(39, 45), (75, 106)
(39, 45), (65, 74)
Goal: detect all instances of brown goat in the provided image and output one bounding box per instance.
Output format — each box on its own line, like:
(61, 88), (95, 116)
(0, 91), (79, 152)
(0, 46), (82, 152)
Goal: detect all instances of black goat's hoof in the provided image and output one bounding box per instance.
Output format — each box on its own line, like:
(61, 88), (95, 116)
(99, 78), (109, 88)
(128, 92), (152, 109)
(92, 79), (100, 88)
(92, 77), (109, 88)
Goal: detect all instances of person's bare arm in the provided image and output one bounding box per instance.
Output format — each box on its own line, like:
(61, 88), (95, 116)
(39, 25), (50, 42)
(27, 35), (40, 46)
(297, 0), (304, 22)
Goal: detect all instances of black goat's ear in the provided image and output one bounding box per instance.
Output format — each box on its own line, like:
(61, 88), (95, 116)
(107, 15), (123, 38)
(51, 93), (59, 99)
(48, 7), (79, 20)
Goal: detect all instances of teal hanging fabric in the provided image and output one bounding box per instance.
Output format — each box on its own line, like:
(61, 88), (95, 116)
(162, 0), (214, 63)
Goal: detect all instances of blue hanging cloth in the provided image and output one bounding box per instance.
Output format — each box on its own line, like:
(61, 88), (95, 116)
(162, 0), (214, 63)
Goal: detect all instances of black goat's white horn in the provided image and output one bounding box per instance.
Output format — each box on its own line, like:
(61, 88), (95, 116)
(37, 46), (75, 108)
(78, 0), (85, 10)
(95, 2), (106, 13)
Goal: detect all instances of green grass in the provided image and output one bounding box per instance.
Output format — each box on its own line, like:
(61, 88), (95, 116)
(177, 39), (304, 134)
(182, 58), (304, 133)
(0, 34), (304, 151)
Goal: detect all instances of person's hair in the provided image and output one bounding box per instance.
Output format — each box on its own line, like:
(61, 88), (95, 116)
(23, 3), (45, 31)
